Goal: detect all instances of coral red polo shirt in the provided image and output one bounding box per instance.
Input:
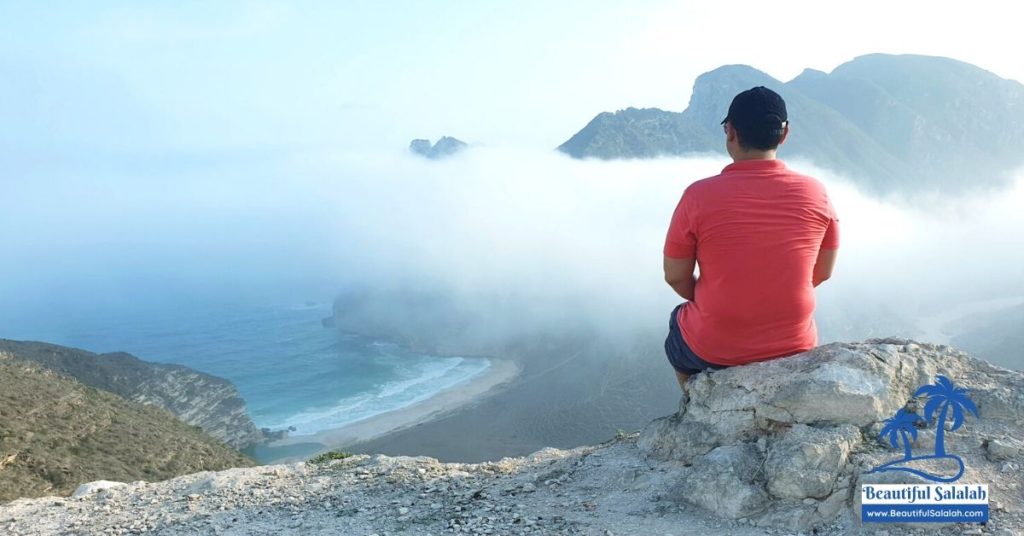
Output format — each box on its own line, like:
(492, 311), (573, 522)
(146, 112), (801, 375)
(663, 159), (839, 366)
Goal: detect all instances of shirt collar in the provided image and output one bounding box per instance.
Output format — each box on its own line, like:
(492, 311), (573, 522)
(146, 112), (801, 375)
(721, 159), (787, 174)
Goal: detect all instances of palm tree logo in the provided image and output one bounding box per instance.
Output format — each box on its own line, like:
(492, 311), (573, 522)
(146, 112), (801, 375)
(918, 375), (979, 458)
(868, 375), (979, 483)
(880, 409), (924, 461)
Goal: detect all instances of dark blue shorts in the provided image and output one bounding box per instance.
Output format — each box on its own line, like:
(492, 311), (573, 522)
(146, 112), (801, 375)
(665, 303), (726, 376)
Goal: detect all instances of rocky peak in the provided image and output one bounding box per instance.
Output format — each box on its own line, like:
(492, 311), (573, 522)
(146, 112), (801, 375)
(682, 65), (782, 128)
(409, 136), (468, 159)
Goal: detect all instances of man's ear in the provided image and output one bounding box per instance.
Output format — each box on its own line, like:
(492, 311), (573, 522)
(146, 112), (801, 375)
(726, 123), (738, 144)
(777, 123), (790, 146)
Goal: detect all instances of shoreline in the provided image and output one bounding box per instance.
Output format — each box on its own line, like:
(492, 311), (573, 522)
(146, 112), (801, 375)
(261, 357), (521, 463)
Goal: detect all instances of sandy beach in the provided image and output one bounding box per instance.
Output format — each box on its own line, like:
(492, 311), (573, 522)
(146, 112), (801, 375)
(263, 357), (521, 462)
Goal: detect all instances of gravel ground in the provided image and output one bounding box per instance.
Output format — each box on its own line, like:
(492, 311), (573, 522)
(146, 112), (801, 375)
(2, 432), (1014, 535)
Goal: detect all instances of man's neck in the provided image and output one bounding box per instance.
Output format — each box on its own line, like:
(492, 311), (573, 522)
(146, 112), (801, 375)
(731, 149), (777, 162)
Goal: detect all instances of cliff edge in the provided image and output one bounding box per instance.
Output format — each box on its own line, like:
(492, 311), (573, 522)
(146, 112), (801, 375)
(2, 340), (1021, 535)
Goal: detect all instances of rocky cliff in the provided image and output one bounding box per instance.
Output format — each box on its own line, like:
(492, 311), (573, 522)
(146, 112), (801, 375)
(0, 340), (267, 450)
(2, 340), (1021, 535)
(559, 54), (1024, 195)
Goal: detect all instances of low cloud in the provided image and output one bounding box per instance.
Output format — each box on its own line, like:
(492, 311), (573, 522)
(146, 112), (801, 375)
(2, 147), (1022, 362)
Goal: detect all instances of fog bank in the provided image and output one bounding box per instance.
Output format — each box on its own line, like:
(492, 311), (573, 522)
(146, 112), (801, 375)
(2, 147), (1022, 365)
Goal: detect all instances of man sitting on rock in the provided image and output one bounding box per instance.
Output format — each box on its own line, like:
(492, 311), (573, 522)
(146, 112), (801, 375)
(662, 86), (840, 391)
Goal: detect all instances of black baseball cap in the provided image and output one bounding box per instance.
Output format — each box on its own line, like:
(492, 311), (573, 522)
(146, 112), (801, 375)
(721, 86), (788, 129)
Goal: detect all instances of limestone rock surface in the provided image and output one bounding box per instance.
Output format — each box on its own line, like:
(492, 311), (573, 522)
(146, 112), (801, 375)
(638, 339), (1024, 530)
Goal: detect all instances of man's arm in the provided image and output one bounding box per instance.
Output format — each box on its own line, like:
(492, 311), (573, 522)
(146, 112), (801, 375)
(664, 256), (697, 301)
(812, 248), (838, 287)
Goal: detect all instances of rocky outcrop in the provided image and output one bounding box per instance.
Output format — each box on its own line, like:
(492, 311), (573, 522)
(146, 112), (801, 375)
(125, 364), (266, 449)
(638, 339), (1024, 530)
(409, 136), (468, 159)
(0, 340), (267, 449)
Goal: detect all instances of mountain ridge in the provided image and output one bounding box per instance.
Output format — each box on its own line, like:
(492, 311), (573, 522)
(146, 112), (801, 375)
(559, 54), (1024, 194)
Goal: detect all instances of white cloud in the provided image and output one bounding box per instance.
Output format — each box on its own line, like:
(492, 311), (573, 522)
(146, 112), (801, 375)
(13, 145), (1024, 324)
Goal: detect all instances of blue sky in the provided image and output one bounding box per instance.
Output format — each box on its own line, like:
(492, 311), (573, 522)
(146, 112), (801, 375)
(3, 1), (1021, 156)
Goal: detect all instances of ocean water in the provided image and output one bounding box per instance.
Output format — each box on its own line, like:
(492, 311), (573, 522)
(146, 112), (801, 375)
(0, 300), (490, 443)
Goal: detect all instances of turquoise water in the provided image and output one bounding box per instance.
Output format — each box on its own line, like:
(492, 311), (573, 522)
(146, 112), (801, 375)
(0, 300), (490, 438)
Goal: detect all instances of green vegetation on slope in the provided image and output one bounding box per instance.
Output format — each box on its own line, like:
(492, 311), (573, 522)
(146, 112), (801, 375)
(0, 339), (267, 450)
(0, 353), (254, 502)
(307, 450), (354, 465)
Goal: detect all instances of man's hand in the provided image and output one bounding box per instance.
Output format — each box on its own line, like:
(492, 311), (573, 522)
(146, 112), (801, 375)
(664, 256), (697, 301)
(812, 248), (838, 287)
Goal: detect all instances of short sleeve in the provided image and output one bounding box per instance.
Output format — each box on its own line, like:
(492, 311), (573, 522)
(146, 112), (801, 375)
(663, 190), (698, 258)
(820, 195), (840, 250)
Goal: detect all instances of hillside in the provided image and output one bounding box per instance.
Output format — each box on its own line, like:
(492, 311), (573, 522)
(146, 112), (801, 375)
(1, 340), (1020, 534)
(0, 353), (254, 502)
(0, 339), (269, 449)
(558, 54), (1024, 194)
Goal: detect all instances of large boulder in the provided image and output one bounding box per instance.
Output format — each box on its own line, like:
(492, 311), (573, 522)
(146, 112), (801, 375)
(638, 339), (1024, 531)
(764, 423), (860, 500)
(667, 443), (769, 519)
